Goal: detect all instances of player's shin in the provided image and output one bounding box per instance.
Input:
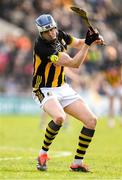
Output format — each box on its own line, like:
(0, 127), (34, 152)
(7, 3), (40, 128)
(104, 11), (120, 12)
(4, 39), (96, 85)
(40, 120), (62, 154)
(73, 126), (95, 165)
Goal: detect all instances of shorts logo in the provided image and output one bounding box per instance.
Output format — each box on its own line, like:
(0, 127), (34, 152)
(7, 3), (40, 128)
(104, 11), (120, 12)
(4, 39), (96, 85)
(47, 91), (52, 96)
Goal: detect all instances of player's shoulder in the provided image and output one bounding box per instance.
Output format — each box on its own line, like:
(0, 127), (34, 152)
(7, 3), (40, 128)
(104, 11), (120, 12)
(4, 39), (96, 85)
(34, 36), (48, 59)
(34, 36), (47, 52)
(34, 36), (43, 47)
(58, 29), (69, 38)
(58, 29), (73, 45)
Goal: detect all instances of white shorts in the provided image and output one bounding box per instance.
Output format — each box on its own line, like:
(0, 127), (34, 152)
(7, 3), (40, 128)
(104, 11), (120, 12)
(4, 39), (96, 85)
(32, 83), (81, 109)
(105, 85), (122, 97)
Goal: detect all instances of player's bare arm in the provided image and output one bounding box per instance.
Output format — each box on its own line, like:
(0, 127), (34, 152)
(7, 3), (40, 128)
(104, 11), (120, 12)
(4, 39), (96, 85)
(69, 37), (85, 49)
(54, 31), (104, 68)
(55, 44), (89, 68)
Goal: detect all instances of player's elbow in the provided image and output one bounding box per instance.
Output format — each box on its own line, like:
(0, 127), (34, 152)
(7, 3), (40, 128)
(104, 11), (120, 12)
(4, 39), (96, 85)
(68, 59), (80, 68)
(73, 64), (80, 68)
(71, 62), (80, 68)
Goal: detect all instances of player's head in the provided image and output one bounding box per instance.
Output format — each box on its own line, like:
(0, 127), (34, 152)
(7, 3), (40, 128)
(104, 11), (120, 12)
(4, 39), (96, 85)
(35, 14), (57, 40)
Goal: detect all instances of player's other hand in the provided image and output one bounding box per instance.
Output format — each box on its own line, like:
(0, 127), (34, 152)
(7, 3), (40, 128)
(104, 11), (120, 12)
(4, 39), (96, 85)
(95, 35), (105, 45)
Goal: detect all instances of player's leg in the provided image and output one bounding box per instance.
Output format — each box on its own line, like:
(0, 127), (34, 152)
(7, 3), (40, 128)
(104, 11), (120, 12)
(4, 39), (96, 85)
(104, 85), (115, 127)
(117, 87), (122, 126)
(64, 99), (97, 172)
(108, 95), (115, 128)
(41, 97), (66, 152)
(37, 98), (66, 171)
(119, 89), (122, 111)
(120, 96), (122, 126)
(40, 111), (49, 129)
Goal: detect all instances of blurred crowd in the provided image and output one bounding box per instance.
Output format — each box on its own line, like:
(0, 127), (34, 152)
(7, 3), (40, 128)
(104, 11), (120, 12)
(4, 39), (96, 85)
(0, 0), (122, 97)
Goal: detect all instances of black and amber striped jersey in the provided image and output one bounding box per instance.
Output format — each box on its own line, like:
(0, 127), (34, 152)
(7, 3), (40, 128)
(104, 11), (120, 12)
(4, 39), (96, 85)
(32, 30), (73, 89)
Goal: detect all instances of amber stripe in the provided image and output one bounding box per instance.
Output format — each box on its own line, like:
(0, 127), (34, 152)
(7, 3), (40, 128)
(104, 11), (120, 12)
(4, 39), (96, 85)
(33, 55), (41, 77)
(52, 66), (62, 87)
(45, 62), (52, 85)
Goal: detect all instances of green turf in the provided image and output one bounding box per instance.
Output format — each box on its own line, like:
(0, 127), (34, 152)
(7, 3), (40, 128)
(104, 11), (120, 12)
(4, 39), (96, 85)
(0, 115), (122, 180)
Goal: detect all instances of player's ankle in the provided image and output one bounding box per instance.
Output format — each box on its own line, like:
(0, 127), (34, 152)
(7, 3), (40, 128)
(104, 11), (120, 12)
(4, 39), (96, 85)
(39, 149), (47, 155)
(72, 159), (83, 165)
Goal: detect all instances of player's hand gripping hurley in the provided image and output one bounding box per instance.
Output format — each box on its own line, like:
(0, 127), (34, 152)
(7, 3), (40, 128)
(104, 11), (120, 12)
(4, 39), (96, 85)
(70, 6), (105, 45)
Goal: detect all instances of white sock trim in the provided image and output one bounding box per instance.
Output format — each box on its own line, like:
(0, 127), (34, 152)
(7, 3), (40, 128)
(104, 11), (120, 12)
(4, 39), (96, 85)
(73, 159), (83, 165)
(39, 149), (47, 155)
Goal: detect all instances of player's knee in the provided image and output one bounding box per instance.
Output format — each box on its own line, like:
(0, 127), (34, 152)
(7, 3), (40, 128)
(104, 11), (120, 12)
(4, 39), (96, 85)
(54, 113), (66, 125)
(87, 116), (97, 129)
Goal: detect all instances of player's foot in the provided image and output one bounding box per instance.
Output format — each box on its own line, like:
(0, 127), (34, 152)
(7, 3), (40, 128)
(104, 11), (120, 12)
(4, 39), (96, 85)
(70, 163), (90, 172)
(37, 153), (49, 171)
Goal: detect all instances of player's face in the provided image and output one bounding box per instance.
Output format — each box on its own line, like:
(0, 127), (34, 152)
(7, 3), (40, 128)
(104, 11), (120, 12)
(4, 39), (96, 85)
(42, 28), (57, 42)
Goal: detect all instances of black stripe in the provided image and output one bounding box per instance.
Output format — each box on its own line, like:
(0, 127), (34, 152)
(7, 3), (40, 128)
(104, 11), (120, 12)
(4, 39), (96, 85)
(42, 146), (48, 151)
(79, 143), (88, 148)
(46, 64), (55, 87)
(75, 155), (83, 159)
(46, 128), (58, 136)
(58, 66), (64, 86)
(44, 140), (51, 146)
(45, 134), (55, 140)
(79, 136), (91, 142)
(81, 126), (95, 137)
(77, 149), (86, 154)
(48, 120), (61, 130)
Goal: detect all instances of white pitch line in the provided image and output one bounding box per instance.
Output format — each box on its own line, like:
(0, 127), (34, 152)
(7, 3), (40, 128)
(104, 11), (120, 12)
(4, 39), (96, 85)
(0, 157), (22, 161)
(0, 146), (72, 161)
(51, 151), (72, 158)
(0, 146), (37, 152)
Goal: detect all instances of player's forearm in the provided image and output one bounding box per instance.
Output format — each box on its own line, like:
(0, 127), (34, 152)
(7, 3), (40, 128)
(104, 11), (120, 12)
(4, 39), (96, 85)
(55, 44), (89, 68)
(71, 44), (89, 68)
(70, 38), (85, 49)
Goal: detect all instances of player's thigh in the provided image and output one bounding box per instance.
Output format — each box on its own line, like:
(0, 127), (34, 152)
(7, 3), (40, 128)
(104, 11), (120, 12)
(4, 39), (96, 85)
(43, 98), (66, 121)
(64, 99), (97, 123)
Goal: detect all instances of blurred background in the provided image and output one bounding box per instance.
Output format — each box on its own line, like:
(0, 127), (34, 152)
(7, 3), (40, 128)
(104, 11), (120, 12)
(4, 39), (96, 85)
(0, 0), (122, 119)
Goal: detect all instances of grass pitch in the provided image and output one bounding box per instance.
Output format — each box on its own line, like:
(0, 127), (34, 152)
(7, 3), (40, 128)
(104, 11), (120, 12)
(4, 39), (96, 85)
(0, 115), (122, 180)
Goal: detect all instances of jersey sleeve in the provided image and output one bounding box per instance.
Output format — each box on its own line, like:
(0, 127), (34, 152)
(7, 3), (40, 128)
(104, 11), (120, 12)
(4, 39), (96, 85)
(58, 29), (74, 45)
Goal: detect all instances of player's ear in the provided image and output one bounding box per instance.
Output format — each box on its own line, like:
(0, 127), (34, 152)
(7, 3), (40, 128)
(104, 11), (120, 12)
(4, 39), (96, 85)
(55, 28), (58, 36)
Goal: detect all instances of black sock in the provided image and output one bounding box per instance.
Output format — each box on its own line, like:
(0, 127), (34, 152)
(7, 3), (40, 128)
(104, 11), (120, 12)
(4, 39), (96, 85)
(75, 126), (95, 160)
(42, 120), (62, 151)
